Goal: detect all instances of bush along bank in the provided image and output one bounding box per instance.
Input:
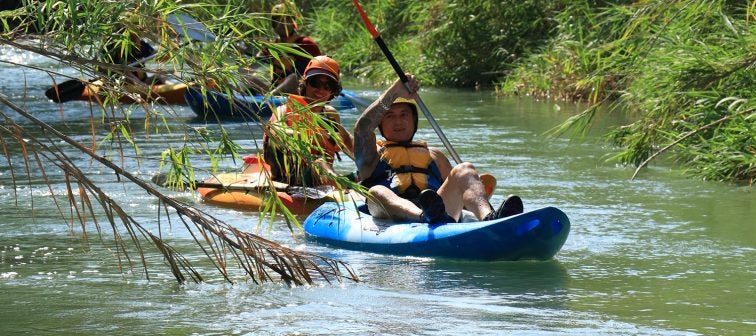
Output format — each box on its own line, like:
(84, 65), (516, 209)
(498, 0), (754, 185)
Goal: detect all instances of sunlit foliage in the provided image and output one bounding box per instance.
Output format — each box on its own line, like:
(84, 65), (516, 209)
(0, 0), (359, 285)
(498, 0), (754, 184)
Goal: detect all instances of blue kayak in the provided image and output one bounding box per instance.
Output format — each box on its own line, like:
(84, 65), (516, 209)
(185, 87), (358, 121)
(303, 201), (570, 261)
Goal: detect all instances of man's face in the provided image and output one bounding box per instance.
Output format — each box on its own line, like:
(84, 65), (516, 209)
(380, 103), (415, 142)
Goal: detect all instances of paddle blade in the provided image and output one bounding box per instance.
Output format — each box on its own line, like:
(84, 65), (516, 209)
(166, 13), (216, 43)
(339, 90), (371, 111)
(351, 0), (379, 38)
(151, 172), (193, 191)
(480, 173), (497, 200)
(286, 185), (336, 199)
(44, 79), (86, 103)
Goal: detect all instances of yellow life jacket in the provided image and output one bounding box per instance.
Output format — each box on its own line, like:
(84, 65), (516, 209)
(367, 140), (443, 197)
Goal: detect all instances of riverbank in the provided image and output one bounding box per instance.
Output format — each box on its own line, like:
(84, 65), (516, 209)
(310, 0), (754, 185)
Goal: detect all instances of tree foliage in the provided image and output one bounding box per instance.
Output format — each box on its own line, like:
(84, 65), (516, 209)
(0, 0), (359, 285)
(309, 0), (752, 184)
(309, 0), (558, 87)
(498, 0), (755, 184)
(422, 0), (557, 87)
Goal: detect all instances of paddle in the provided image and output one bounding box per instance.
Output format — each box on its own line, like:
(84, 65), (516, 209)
(44, 78), (92, 103)
(165, 13), (217, 43)
(479, 173), (497, 200)
(151, 172), (335, 199)
(45, 13), (217, 103)
(339, 90), (371, 112)
(351, 0), (462, 164)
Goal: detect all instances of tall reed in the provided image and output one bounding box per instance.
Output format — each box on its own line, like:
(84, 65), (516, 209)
(499, 0), (754, 184)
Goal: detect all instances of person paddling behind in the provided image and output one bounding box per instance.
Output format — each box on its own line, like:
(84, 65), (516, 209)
(242, 2), (322, 96)
(262, 55), (354, 186)
(353, 74), (523, 224)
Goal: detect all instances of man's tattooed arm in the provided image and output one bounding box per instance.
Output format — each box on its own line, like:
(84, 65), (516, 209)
(352, 74), (419, 180)
(353, 92), (397, 179)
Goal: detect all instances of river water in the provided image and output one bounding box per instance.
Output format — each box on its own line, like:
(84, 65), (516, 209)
(1, 46), (754, 335)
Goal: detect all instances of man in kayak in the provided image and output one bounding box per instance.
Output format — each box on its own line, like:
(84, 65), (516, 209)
(241, 2), (322, 95)
(262, 55), (354, 186)
(353, 74), (523, 224)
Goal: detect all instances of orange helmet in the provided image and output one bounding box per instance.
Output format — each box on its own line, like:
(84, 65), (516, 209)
(304, 55), (340, 82)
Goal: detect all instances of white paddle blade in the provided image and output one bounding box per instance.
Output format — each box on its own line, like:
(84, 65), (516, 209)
(166, 13), (217, 43)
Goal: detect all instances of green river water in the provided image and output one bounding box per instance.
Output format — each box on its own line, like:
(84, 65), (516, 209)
(0, 46), (754, 335)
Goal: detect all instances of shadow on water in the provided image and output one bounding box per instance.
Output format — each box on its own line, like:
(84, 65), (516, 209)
(426, 259), (570, 301)
(349, 250), (571, 307)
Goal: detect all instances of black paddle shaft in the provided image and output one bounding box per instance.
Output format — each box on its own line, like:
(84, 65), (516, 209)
(372, 36), (463, 164)
(374, 37), (409, 83)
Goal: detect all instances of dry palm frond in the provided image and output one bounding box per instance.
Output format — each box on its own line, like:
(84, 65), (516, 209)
(0, 93), (359, 286)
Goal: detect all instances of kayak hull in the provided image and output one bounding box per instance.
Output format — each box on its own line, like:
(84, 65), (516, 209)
(184, 87), (285, 120)
(303, 201), (570, 261)
(185, 87), (357, 121)
(196, 156), (354, 215)
(197, 174), (341, 215)
(80, 81), (188, 104)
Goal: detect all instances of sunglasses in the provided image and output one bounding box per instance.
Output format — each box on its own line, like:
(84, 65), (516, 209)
(306, 77), (337, 92)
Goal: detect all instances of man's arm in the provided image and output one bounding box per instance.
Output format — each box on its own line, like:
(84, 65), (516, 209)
(269, 73), (299, 95)
(353, 96), (390, 178)
(334, 124), (355, 160)
(322, 108), (354, 160)
(354, 74), (420, 179)
(429, 147), (453, 180)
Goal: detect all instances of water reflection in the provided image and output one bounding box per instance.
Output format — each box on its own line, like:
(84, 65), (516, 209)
(428, 259), (569, 296)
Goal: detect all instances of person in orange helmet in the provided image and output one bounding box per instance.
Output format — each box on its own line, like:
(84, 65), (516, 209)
(262, 55), (354, 186)
(353, 74), (523, 224)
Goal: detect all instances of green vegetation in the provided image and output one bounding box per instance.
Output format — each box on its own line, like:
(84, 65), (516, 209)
(1, 0), (752, 286)
(310, 0), (557, 87)
(310, 0), (754, 185)
(497, 0), (754, 184)
(0, 0), (358, 285)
